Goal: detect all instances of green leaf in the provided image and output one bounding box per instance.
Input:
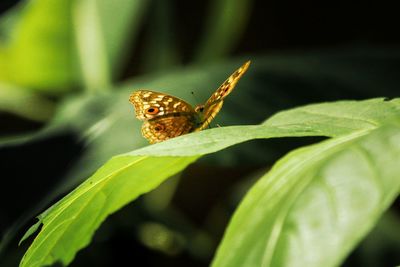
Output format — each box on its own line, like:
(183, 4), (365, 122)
(18, 222), (41, 248)
(0, 0), (147, 93)
(73, 0), (149, 90)
(194, 0), (253, 63)
(0, 0), (81, 93)
(20, 155), (199, 267)
(94, 0), (149, 78)
(2, 50), (400, 259)
(130, 98), (400, 156)
(0, 82), (55, 122)
(211, 125), (400, 267)
(20, 98), (400, 266)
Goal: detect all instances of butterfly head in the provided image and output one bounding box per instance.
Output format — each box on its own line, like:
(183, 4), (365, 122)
(194, 104), (205, 113)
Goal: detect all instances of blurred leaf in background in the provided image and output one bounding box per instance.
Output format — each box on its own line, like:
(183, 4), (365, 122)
(0, 0), (148, 123)
(0, 0), (79, 92)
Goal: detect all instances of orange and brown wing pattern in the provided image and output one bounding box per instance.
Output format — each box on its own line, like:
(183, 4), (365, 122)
(129, 90), (196, 120)
(141, 115), (195, 143)
(130, 62), (250, 143)
(195, 61), (250, 131)
(130, 90), (198, 143)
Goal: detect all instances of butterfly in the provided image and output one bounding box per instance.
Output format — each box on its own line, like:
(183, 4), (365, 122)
(129, 61), (250, 144)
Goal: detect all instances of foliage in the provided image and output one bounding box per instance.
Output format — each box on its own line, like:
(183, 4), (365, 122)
(19, 98), (400, 266)
(0, 0), (399, 266)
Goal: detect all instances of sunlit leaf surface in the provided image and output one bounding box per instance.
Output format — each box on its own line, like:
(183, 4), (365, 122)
(20, 98), (400, 267)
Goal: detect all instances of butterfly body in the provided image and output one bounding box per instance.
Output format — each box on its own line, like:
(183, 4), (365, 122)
(130, 61), (250, 143)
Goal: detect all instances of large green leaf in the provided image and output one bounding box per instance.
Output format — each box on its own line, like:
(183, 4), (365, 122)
(211, 125), (400, 267)
(0, 0), (80, 93)
(0, 0), (147, 93)
(20, 156), (199, 267)
(19, 98), (400, 266)
(2, 49), (400, 265)
(1, 50), (399, 256)
(1, 49), (399, 220)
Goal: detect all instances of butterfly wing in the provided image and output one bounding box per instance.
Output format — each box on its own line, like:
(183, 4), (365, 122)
(195, 61), (250, 131)
(130, 61), (250, 143)
(130, 90), (196, 120)
(130, 90), (198, 143)
(141, 115), (196, 143)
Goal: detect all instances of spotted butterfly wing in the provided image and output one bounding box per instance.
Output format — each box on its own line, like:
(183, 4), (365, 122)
(130, 61), (250, 143)
(141, 115), (195, 143)
(129, 90), (198, 143)
(130, 90), (196, 119)
(194, 60), (251, 131)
